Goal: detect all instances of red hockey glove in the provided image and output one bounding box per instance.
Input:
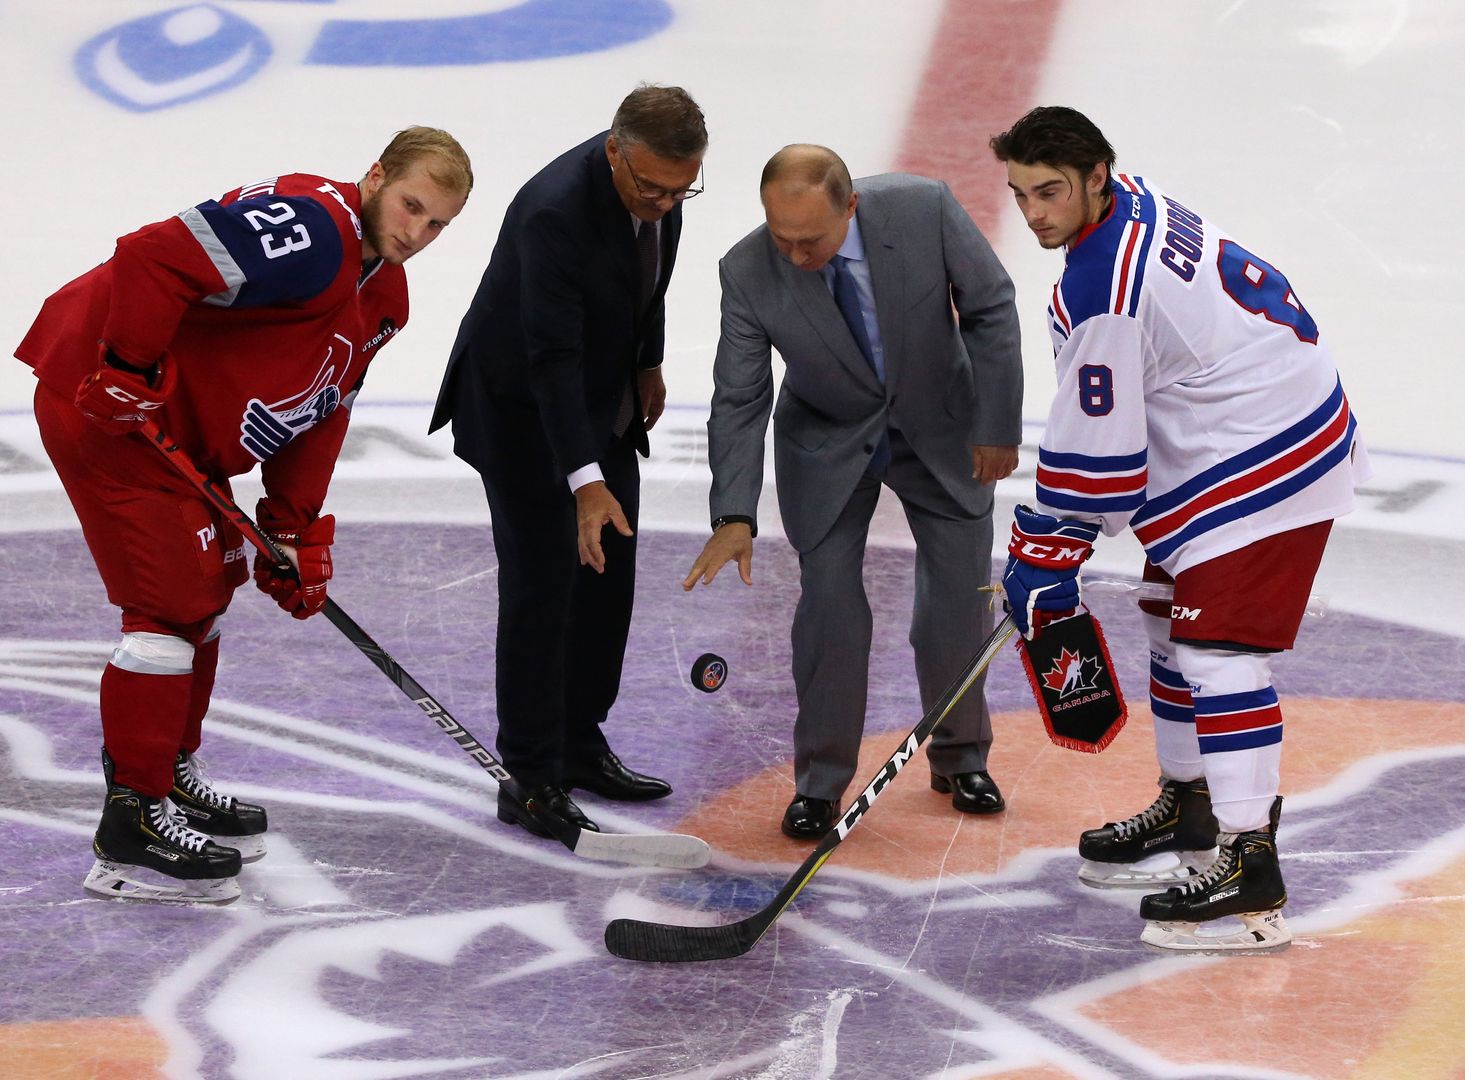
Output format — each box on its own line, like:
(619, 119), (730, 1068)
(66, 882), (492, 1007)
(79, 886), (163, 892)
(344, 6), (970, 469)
(74, 346), (176, 435)
(253, 499), (335, 620)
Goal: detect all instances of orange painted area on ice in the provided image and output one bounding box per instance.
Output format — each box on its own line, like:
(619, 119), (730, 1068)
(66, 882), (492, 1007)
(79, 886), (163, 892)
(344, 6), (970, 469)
(676, 698), (1465, 879)
(673, 696), (1465, 1078)
(1, 1016), (167, 1080)
(1076, 850), (1465, 1079)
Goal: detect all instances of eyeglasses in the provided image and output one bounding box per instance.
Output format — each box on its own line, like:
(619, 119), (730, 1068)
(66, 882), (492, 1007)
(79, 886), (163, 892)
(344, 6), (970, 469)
(621, 151), (704, 202)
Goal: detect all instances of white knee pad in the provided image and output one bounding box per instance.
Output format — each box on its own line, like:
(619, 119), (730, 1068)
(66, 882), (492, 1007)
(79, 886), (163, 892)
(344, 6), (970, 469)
(111, 632), (194, 675)
(1173, 642), (1271, 697)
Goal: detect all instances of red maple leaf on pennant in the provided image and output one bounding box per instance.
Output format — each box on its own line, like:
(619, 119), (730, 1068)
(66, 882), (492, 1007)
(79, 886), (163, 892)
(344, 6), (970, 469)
(1042, 648), (1082, 693)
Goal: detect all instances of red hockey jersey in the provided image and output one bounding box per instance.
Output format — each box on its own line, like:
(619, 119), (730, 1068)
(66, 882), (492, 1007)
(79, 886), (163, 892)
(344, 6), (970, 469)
(16, 172), (408, 523)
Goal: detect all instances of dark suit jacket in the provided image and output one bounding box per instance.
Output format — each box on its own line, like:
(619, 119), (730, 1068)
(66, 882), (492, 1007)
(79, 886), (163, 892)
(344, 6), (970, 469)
(430, 132), (681, 474)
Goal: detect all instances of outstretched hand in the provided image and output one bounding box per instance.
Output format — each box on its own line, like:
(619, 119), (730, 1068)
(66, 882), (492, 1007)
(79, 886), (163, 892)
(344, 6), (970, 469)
(576, 481), (634, 573)
(682, 522), (754, 590)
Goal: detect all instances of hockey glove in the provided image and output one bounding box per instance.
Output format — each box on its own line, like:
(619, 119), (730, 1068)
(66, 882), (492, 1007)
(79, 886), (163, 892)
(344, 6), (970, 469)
(1002, 505), (1100, 639)
(253, 499), (335, 620)
(74, 346), (176, 435)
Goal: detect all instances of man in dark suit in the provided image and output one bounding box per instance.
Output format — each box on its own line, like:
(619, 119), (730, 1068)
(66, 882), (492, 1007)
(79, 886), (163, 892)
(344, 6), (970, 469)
(431, 85), (707, 838)
(684, 145), (1022, 839)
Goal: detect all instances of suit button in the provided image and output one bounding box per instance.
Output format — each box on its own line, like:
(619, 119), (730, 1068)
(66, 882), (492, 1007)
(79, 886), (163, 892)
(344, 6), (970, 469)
(863, 444), (875, 454)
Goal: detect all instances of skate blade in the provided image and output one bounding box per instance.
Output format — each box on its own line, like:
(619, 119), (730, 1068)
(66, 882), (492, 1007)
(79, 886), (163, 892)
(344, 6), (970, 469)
(1140, 910), (1291, 953)
(217, 834), (266, 862)
(1078, 849), (1214, 889)
(83, 859), (241, 905)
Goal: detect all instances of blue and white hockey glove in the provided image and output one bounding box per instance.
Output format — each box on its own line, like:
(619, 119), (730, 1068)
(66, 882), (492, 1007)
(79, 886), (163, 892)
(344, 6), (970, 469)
(1002, 505), (1100, 639)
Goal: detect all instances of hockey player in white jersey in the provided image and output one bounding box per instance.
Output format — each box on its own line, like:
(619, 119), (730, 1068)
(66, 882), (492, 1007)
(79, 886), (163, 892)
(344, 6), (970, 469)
(990, 106), (1369, 951)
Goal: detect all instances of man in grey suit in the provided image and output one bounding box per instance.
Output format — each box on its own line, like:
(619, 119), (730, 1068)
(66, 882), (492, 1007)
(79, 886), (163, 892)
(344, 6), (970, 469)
(684, 145), (1022, 839)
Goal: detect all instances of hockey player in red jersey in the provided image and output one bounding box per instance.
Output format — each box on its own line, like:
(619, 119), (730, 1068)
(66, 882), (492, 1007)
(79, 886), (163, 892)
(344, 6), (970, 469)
(990, 107), (1369, 951)
(15, 128), (472, 903)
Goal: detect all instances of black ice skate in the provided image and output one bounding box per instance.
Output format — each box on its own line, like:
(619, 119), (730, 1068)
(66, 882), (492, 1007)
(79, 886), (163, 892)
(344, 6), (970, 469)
(84, 750), (242, 904)
(171, 750), (268, 861)
(1138, 796), (1290, 952)
(1077, 776), (1219, 888)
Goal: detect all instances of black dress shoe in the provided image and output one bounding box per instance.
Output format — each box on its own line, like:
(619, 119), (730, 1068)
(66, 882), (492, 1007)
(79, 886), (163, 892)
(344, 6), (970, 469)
(564, 750), (672, 801)
(931, 771), (1005, 815)
(781, 794), (839, 840)
(497, 784), (599, 838)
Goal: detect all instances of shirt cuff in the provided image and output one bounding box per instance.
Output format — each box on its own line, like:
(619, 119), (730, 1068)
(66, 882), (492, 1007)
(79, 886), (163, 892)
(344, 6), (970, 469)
(568, 463), (604, 493)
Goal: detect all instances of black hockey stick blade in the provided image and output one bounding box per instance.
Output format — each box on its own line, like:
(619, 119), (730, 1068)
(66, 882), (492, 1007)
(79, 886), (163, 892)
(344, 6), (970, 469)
(605, 615), (1016, 962)
(139, 420), (710, 871)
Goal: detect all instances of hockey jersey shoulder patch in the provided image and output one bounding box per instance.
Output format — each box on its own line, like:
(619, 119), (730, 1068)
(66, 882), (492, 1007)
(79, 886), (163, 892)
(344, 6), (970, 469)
(1051, 174), (1158, 336)
(180, 192), (346, 309)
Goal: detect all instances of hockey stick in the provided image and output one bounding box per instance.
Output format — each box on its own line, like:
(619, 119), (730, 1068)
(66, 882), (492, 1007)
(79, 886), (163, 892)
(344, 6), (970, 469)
(604, 613), (1017, 962)
(1079, 578), (1329, 618)
(978, 580), (1329, 619)
(138, 420), (709, 870)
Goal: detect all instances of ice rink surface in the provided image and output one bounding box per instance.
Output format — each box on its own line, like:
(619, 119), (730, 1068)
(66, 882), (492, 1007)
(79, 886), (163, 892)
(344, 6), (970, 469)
(3, 3), (1464, 1078)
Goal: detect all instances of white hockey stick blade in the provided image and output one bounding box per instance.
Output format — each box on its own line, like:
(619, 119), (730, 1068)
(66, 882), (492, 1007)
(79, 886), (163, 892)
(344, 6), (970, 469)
(1140, 909), (1292, 952)
(573, 828), (711, 869)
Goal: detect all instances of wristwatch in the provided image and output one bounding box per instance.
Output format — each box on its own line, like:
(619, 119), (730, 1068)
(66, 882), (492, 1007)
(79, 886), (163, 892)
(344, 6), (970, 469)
(711, 514), (756, 537)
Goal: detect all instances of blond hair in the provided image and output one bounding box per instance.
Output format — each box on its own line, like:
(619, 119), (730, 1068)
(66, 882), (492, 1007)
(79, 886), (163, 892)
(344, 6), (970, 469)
(377, 126), (474, 197)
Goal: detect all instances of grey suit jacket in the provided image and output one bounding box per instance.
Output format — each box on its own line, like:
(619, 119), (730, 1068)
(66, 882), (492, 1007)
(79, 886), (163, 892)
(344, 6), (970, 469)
(707, 173), (1022, 552)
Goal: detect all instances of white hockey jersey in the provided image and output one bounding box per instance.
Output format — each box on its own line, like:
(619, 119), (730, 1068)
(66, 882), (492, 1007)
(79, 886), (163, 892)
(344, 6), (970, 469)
(1036, 174), (1369, 574)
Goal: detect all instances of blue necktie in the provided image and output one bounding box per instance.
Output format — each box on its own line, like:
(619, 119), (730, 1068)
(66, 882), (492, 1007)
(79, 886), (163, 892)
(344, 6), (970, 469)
(829, 254), (890, 475)
(829, 254), (879, 380)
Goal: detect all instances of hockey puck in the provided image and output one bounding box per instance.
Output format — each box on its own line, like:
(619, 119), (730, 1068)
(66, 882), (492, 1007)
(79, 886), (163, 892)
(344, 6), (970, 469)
(690, 653), (727, 693)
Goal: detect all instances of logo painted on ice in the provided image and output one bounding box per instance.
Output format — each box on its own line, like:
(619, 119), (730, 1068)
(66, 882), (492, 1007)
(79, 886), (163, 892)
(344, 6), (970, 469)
(76, 0), (674, 112)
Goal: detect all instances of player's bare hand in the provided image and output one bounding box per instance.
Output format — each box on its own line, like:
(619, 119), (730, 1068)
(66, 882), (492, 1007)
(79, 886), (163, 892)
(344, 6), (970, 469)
(576, 481), (633, 573)
(682, 522), (754, 590)
(971, 444), (1019, 485)
(638, 367), (667, 432)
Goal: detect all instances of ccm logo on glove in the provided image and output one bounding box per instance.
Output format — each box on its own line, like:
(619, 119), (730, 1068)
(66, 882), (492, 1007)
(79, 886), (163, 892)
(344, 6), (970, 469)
(253, 499), (335, 620)
(74, 346), (176, 435)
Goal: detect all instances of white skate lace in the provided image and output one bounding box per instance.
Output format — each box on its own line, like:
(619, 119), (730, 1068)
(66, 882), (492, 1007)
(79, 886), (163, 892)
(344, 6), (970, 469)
(148, 797), (210, 853)
(1174, 833), (1240, 894)
(1111, 786), (1177, 840)
(176, 754), (234, 811)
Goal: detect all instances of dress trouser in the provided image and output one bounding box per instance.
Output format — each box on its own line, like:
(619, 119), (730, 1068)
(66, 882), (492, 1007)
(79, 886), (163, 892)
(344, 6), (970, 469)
(468, 393), (640, 788)
(790, 428), (995, 800)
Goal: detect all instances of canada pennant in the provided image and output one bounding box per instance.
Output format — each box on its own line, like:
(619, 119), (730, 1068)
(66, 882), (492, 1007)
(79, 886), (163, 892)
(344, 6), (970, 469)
(1016, 607), (1126, 752)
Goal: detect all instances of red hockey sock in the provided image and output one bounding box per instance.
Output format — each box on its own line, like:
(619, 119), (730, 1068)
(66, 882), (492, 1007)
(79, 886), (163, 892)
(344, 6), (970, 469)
(101, 663), (192, 797)
(181, 633), (220, 754)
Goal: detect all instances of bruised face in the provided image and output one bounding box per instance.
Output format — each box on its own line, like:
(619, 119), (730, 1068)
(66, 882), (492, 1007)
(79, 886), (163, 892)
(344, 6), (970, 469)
(1005, 160), (1109, 249)
(359, 158), (468, 265)
(761, 182), (857, 271)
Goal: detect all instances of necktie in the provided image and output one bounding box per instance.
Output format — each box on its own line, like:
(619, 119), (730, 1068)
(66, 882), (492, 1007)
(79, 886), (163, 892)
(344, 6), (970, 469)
(829, 254), (890, 475)
(637, 220), (659, 312)
(616, 222), (659, 438)
(829, 254), (880, 381)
